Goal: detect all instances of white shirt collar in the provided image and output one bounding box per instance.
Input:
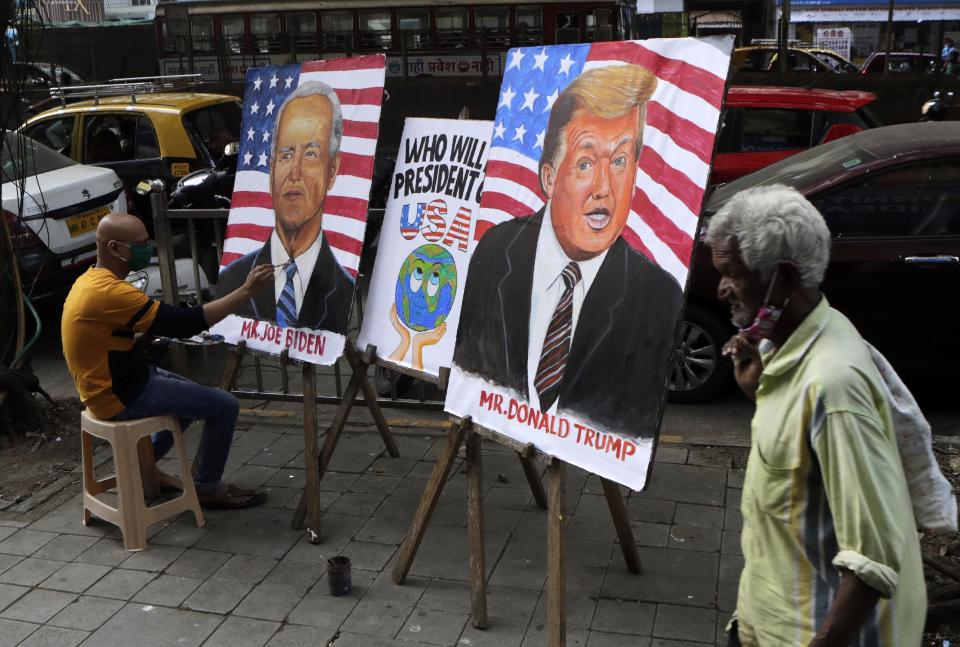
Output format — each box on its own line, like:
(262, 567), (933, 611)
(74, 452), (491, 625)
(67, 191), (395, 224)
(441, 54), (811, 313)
(270, 230), (323, 316)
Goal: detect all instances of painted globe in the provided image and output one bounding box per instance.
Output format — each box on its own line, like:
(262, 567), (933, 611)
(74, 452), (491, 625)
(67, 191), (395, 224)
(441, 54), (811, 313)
(394, 244), (457, 332)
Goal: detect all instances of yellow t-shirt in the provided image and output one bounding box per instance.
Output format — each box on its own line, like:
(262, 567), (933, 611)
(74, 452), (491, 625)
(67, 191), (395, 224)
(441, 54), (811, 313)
(61, 267), (160, 419)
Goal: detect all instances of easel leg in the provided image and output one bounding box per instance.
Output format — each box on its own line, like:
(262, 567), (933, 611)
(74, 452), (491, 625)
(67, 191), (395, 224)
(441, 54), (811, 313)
(348, 343), (399, 458)
(465, 431), (487, 628)
(601, 478), (642, 574)
(392, 418), (468, 584)
(547, 460), (566, 647)
(219, 340), (246, 391)
(290, 365), (365, 530)
(518, 454), (548, 510)
(301, 362), (321, 543)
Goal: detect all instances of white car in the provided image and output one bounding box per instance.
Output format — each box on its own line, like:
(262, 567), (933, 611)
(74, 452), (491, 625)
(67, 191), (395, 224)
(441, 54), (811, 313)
(3, 131), (127, 300)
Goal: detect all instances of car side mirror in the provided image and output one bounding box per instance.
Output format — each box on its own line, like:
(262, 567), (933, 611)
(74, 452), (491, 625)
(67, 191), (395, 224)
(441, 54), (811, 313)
(217, 141), (239, 170)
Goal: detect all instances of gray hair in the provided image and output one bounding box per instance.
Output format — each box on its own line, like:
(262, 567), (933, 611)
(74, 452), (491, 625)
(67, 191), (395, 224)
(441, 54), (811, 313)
(271, 81), (344, 159)
(706, 184), (831, 288)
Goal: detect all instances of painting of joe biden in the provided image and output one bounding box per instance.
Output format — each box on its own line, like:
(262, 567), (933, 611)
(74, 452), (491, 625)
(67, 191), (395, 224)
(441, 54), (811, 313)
(216, 81), (355, 334)
(452, 64), (683, 439)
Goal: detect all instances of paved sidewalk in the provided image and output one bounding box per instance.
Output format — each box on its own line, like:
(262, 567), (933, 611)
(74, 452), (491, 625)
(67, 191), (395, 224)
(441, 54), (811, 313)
(0, 404), (744, 647)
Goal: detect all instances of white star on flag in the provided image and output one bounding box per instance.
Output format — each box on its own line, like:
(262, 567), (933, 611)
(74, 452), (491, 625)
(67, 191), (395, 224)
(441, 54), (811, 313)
(493, 121), (506, 139)
(535, 130), (545, 149)
(242, 151), (252, 166)
(499, 86), (516, 110)
(269, 74), (278, 88)
(266, 100), (275, 115)
(521, 88), (539, 111)
(261, 130), (270, 143)
(544, 89), (559, 112)
(257, 152), (268, 167)
(284, 76), (293, 89)
(513, 123), (526, 143)
(507, 49), (525, 71)
(250, 101), (259, 114)
(246, 127), (255, 141)
(558, 53), (575, 75)
(253, 77), (262, 91)
(533, 48), (549, 71)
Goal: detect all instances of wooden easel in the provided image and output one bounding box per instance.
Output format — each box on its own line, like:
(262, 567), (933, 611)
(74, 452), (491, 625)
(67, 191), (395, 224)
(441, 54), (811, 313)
(218, 338), (401, 544)
(392, 416), (642, 646)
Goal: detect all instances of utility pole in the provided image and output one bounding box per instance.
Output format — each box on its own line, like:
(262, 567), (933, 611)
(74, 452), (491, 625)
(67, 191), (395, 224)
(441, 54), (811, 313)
(883, 0), (895, 77)
(779, 0), (791, 77)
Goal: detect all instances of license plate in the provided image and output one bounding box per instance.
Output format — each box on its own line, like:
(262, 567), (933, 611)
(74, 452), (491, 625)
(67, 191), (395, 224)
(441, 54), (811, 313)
(66, 206), (111, 238)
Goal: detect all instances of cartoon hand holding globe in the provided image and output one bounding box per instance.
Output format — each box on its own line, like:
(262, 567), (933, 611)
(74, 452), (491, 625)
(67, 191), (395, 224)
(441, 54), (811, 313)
(388, 244), (458, 371)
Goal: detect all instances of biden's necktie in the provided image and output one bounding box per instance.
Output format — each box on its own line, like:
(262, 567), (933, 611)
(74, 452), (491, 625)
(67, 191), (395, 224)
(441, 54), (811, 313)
(533, 261), (581, 413)
(276, 262), (298, 328)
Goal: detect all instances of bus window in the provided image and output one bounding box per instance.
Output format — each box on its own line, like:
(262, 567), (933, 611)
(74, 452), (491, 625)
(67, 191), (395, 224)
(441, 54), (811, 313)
(476, 7), (508, 47)
(251, 13), (281, 53)
(588, 9), (613, 42)
(359, 10), (391, 50)
(398, 8), (429, 49)
(516, 6), (543, 46)
(555, 12), (581, 44)
(220, 16), (244, 54)
(322, 11), (353, 51)
(287, 12), (318, 49)
(436, 7), (468, 48)
(191, 17), (214, 53)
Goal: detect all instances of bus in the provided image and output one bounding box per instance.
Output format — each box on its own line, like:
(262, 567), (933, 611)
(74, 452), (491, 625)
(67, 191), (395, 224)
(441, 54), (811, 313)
(155, 0), (626, 86)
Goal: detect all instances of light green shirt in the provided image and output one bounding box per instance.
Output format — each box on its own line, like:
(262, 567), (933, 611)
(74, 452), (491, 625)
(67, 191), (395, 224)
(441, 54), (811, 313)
(736, 297), (925, 646)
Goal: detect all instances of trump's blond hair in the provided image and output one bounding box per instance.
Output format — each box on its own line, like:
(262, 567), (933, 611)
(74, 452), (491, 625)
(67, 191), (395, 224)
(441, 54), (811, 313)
(540, 64), (657, 192)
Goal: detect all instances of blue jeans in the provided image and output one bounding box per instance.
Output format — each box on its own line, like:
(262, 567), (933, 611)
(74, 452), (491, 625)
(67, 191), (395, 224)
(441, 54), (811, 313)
(112, 367), (239, 492)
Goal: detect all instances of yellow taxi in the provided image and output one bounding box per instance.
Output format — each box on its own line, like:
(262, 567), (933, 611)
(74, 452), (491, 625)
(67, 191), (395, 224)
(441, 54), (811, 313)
(733, 45), (859, 74)
(21, 85), (241, 218)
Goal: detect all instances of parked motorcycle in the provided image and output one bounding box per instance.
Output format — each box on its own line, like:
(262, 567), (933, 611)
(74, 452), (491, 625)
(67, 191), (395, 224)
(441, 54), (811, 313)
(921, 90), (960, 121)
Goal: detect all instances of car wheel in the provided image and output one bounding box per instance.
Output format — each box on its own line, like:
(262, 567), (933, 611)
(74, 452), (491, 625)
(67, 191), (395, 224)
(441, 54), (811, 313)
(667, 304), (732, 404)
(373, 364), (413, 397)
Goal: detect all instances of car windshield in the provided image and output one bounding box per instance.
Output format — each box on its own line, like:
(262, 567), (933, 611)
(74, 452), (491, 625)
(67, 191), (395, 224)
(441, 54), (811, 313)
(707, 136), (877, 212)
(183, 102), (242, 162)
(1, 131), (76, 182)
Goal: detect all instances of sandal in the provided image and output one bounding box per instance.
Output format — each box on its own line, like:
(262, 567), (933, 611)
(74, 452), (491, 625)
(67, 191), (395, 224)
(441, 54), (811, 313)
(198, 484), (267, 509)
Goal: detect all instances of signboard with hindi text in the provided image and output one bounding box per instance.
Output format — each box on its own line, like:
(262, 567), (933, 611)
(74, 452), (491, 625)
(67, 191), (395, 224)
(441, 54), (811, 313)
(211, 56), (386, 363)
(444, 37), (734, 490)
(357, 118), (493, 378)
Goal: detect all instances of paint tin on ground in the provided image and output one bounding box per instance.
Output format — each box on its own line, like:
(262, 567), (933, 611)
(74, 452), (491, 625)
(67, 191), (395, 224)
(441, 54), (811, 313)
(327, 555), (352, 596)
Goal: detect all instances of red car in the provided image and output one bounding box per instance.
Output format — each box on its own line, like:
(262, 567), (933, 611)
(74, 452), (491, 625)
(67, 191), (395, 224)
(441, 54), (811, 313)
(711, 86), (879, 185)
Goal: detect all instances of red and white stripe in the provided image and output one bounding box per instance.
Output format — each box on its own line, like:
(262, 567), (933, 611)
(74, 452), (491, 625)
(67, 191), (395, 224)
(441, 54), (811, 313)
(221, 55), (386, 277)
(476, 38), (731, 287)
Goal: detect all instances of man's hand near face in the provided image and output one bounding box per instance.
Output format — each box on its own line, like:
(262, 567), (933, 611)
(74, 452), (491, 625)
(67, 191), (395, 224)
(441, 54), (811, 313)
(722, 333), (765, 401)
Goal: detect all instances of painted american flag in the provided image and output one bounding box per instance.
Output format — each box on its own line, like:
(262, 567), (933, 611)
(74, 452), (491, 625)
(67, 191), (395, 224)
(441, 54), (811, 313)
(478, 38), (732, 286)
(221, 55), (386, 278)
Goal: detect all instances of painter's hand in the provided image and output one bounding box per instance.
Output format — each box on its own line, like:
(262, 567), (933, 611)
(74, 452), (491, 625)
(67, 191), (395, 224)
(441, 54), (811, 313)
(723, 333), (763, 401)
(388, 304), (411, 362)
(242, 264), (274, 297)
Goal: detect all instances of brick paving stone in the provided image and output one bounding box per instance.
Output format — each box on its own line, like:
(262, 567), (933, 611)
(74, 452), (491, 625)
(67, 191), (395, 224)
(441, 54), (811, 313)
(328, 492), (387, 518)
(225, 465), (282, 491)
(286, 589), (359, 628)
(48, 595), (124, 631)
(398, 607), (469, 645)
(183, 578), (254, 614)
(248, 445), (302, 469)
(326, 631), (407, 647)
(725, 488), (741, 511)
(0, 617), (39, 647)
(654, 446), (688, 464)
(723, 508), (742, 532)
(31, 536), (99, 562)
(629, 521), (671, 548)
(0, 589), (77, 623)
(673, 504), (724, 530)
(132, 575), (204, 607)
(458, 616), (529, 647)
(355, 516), (410, 545)
(0, 530), (59, 556)
(687, 448), (732, 469)
(522, 624), (588, 646)
(363, 571), (427, 607)
(0, 558), (67, 587)
(74, 538), (129, 567)
(727, 469), (745, 489)
(337, 540), (396, 571)
(667, 524), (722, 552)
(340, 599), (413, 638)
(203, 616), (280, 647)
(565, 538), (615, 569)
(85, 568), (155, 600)
(652, 604), (717, 644)
(40, 562), (111, 593)
(262, 560), (324, 593)
(588, 632), (652, 646)
(651, 641), (713, 647)
(85, 602), (221, 647)
(195, 507), (302, 560)
(643, 464), (726, 507)
(489, 534), (547, 591)
(165, 549), (231, 579)
(264, 624), (336, 647)
(232, 583), (306, 622)
(213, 555), (278, 584)
(417, 579), (471, 614)
(0, 554), (23, 576)
(0, 527), (15, 542)
(718, 554), (743, 584)
(317, 471), (361, 493)
(16, 625), (88, 647)
(601, 547), (717, 608)
(350, 474), (404, 496)
(266, 469), (305, 489)
(27, 500), (111, 538)
(716, 579), (738, 613)
(368, 457), (419, 477)
(484, 486), (535, 511)
(591, 599), (656, 635)
(627, 498), (676, 524)
(0, 583), (28, 613)
(119, 545), (185, 572)
(484, 586), (541, 622)
(149, 516), (210, 548)
(721, 531), (742, 557)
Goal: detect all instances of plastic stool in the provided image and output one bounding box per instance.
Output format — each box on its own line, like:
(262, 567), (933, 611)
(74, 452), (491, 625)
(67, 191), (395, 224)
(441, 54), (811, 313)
(80, 410), (205, 551)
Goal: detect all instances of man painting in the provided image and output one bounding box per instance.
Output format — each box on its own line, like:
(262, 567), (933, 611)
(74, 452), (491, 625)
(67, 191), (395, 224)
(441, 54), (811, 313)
(452, 64), (682, 437)
(217, 81), (355, 333)
(708, 185), (924, 646)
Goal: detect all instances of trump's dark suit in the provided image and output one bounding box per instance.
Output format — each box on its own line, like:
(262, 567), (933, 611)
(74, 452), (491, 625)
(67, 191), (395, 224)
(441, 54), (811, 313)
(216, 234), (355, 334)
(452, 210), (683, 438)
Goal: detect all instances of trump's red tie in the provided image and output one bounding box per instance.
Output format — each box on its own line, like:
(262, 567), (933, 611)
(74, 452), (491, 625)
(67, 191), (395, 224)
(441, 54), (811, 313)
(534, 261), (582, 413)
